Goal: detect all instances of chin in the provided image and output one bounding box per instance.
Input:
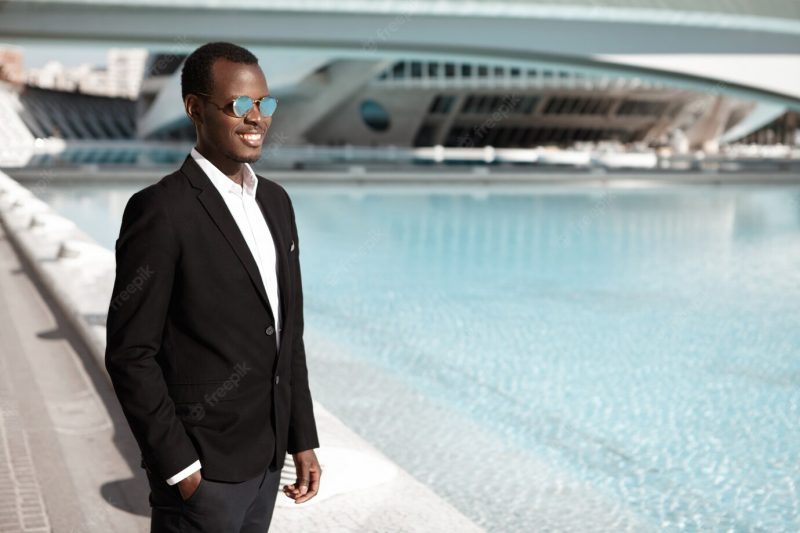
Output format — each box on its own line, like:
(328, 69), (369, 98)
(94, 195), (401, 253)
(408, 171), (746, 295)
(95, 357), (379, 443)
(225, 148), (262, 164)
(237, 154), (262, 164)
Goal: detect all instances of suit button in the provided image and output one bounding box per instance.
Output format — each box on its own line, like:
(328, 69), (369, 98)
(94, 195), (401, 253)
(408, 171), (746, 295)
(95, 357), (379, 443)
(265, 325), (275, 335)
(275, 375), (280, 385)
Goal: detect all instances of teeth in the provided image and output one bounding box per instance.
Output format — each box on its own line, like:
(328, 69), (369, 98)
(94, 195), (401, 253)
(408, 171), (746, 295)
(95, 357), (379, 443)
(239, 133), (261, 141)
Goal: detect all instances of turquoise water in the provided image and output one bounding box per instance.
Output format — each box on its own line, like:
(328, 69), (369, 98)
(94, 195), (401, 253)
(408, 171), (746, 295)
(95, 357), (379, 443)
(36, 181), (800, 532)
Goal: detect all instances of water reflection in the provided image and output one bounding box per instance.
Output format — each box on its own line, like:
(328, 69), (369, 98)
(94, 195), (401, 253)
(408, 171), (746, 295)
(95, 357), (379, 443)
(33, 181), (800, 531)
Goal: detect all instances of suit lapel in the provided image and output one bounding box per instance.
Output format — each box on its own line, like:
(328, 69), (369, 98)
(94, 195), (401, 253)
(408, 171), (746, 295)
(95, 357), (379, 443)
(255, 180), (290, 332)
(180, 156), (274, 322)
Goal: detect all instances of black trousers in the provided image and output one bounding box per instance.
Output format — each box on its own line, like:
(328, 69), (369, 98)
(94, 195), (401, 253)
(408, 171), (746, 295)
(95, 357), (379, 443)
(145, 459), (283, 533)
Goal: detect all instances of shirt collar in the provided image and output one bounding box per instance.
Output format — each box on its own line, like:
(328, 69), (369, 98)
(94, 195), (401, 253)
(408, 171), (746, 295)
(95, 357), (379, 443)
(190, 147), (258, 197)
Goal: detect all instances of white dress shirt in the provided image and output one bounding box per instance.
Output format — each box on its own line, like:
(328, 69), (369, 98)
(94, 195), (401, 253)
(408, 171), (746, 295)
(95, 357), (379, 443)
(165, 148), (282, 485)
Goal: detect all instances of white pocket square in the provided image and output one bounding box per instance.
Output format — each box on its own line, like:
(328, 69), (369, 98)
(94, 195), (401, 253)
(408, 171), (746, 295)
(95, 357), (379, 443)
(290, 240), (295, 252)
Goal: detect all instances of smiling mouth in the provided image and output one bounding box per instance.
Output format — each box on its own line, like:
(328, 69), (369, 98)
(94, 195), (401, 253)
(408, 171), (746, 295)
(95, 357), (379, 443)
(237, 132), (263, 148)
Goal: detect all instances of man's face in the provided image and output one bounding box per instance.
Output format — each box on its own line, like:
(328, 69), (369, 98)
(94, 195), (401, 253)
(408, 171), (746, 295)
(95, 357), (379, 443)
(189, 58), (271, 165)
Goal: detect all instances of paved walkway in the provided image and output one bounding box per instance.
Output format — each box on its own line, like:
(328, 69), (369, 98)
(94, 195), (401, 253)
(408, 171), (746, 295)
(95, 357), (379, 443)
(0, 223), (149, 533)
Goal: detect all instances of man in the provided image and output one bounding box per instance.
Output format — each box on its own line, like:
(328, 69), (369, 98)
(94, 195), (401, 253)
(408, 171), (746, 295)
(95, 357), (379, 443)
(105, 42), (322, 532)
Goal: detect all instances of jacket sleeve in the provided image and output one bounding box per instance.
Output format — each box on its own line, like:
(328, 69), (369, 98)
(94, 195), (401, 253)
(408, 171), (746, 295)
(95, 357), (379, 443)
(284, 190), (320, 454)
(104, 187), (199, 480)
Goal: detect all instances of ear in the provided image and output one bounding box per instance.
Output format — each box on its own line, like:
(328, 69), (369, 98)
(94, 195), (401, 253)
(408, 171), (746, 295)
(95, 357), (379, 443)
(184, 95), (203, 127)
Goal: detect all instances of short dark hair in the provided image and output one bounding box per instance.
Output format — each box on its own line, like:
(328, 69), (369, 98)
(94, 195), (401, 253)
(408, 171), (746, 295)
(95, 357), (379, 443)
(180, 42), (258, 100)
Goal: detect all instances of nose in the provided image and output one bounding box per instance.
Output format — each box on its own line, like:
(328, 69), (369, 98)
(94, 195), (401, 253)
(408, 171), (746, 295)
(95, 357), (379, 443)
(243, 104), (263, 125)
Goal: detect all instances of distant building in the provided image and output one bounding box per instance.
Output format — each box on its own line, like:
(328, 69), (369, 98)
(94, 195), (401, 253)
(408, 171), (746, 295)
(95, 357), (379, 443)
(28, 61), (79, 92)
(0, 46), (24, 84)
(26, 48), (146, 99)
(106, 48), (148, 98)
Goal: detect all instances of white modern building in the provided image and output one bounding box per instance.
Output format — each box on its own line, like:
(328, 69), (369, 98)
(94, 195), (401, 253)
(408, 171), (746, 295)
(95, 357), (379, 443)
(0, 0), (798, 158)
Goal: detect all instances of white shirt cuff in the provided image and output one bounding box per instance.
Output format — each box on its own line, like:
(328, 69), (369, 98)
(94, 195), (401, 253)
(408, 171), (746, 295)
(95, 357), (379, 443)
(165, 460), (201, 486)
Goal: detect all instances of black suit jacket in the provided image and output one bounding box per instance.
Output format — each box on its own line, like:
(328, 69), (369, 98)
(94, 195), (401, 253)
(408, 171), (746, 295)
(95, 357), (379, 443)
(105, 155), (319, 483)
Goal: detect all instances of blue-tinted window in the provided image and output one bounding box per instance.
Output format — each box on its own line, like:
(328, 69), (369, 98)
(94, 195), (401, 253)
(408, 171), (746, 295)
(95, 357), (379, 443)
(360, 100), (391, 132)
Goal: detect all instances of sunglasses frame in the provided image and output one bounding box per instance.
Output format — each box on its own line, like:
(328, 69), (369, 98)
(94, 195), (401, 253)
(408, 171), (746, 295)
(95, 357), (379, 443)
(195, 92), (278, 118)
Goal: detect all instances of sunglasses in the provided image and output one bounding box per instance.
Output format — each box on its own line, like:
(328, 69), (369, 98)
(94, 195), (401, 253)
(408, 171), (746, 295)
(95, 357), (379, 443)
(196, 93), (278, 118)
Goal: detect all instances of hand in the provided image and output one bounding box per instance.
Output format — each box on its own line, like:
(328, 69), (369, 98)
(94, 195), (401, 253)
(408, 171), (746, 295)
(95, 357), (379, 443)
(282, 449), (321, 504)
(177, 470), (202, 501)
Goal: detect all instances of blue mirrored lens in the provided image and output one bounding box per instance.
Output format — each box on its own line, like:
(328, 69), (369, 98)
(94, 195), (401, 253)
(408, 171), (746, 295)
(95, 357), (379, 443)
(259, 97), (278, 117)
(232, 96), (254, 117)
